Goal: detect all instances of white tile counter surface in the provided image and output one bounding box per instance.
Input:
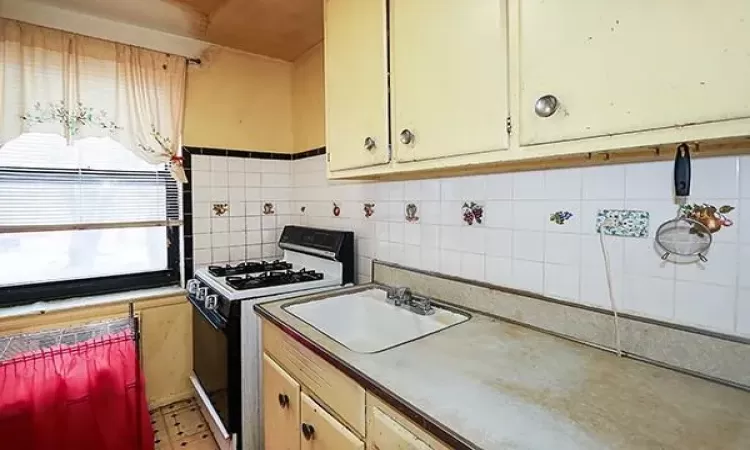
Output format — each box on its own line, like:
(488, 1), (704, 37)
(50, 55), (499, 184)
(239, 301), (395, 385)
(257, 287), (750, 450)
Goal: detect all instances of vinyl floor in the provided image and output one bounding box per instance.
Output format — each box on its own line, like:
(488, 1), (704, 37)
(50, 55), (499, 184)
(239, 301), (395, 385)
(150, 398), (219, 450)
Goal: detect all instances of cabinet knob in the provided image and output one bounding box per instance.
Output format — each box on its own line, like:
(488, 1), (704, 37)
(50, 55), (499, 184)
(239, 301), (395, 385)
(534, 95), (559, 118)
(277, 393), (289, 408)
(399, 129), (415, 145)
(364, 136), (376, 151)
(301, 423), (315, 441)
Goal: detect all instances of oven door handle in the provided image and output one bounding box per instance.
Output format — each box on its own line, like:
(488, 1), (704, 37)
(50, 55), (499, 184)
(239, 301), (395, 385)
(188, 295), (225, 331)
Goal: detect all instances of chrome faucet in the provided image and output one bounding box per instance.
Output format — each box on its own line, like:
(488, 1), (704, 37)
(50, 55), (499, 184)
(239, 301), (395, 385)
(386, 287), (434, 316)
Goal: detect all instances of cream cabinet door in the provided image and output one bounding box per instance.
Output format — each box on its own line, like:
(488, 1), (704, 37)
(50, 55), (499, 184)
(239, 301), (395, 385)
(325, 0), (390, 171)
(263, 354), (301, 450)
(367, 407), (434, 450)
(392, 0), (509, 162)
(300, 392), (364, 450)
(519, 0), (750, 146)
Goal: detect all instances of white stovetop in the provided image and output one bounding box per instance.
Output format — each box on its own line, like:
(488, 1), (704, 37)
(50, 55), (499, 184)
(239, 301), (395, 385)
(195, 250), (344, 301)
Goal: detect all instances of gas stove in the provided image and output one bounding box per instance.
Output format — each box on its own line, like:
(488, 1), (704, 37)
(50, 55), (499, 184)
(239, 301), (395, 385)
(186, 226), (354, 450)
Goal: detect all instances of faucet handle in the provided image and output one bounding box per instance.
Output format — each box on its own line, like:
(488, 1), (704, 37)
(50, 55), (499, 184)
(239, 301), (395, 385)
(387, 287), (412, 305)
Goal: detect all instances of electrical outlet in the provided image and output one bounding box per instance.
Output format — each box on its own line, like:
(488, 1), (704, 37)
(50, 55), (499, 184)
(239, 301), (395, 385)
(596, 209), (650, 238)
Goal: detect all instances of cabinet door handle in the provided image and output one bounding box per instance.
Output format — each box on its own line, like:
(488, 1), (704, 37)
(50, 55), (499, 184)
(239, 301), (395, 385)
(534, 95), (559, 118)
(301, 423), (315, 441)
(278, 393), (289, 408)
(364, 136), (376, 151)
(399, 129), (415, 145)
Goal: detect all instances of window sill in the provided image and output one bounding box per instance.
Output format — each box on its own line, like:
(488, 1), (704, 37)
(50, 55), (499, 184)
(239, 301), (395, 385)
(0, 285), (186, 320)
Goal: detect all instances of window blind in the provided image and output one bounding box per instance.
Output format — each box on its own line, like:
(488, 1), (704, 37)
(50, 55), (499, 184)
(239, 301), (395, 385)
(0, 133), (180, 234)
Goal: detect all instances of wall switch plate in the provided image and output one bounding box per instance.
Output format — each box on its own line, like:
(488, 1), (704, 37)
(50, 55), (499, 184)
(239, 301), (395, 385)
(596, 209), (650, 238)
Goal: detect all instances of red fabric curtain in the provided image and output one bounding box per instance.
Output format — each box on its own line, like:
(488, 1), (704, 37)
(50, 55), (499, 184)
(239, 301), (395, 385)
(0, 331), (154, 450)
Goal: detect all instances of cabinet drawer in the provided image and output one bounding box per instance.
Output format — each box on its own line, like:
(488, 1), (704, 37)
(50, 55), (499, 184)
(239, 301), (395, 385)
(301, 392), (364, 450)
(366, 394), (450, 450)
(263, 320), (366, 436)
(263, 354), (301, 450)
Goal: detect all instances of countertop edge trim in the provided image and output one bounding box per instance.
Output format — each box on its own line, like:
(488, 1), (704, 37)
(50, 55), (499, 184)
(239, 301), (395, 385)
(253, 303), (481, 450)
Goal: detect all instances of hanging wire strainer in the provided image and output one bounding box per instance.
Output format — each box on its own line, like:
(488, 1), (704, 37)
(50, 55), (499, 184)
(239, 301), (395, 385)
(655, 144), (713, 262)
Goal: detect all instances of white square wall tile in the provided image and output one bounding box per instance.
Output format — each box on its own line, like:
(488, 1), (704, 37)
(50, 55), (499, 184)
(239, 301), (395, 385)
(440, 226), (461, 251)
(404, 223), (421, 245)
(229, 217), (245, 232)
(544, 263), (580, 302)
(740, 245), (750, 288)
(486, 228), (512, 257)
(420, 248), (440, 272)
(420, 180), (441, 201)
(404, 181), (421, 201)
(227, 156), (245, 172)
(246, 244), (262, 260)
(441, 178), (463, 201)
(229, 246), (246, 262)
(191, 155), (210, 171)
(512, 201), (548, 231)
(420, 201), (441, 225)
(227, 172), (245, 187)
(485, 173), (513, 200)
(245, 173), (261, 187)
(229, 231), (245, 247)
(544, 233), (581, 266)
(544, 168), (582, 200)
(511, 260), (544, 293)
(439, 250), (462, 277)
(193, 218), (211, 234)
(484, 201), (513, 229)
(440, 202), (464, 226)
(622, 233), (675, 280)
(246, 231), (262, 245)
(194, 248), (211, 265)
(512, 230), (544, 262)
(512, 171), (545, 200)
(245, 158), (262, 172)
(691, 156), (739, 199)
(581, 165), (626, 200)
(192, 171), (210, 187)
(624, 160), (672, 200)
(210, 156), (228, 172)
(740, 198), (750, 244)
(421, 225), (440, 248)
(389, 222), (405, 243)
(212, 247), (229, 263)
(460, 253), (485, 280)
(674, 281), (736, 333)
(737, 289), (750, 336)
(675, 242), (738, 287)
(460, 227), (486, 254)
(622, 275), (675, 320)
(193, 234), (211, 250)
(580, 262), (623, 310)
(211, 217), (229, 233)
(212, 232), (230, 248)
(580, 234), (624, 269)
(485, 256), (512, 287)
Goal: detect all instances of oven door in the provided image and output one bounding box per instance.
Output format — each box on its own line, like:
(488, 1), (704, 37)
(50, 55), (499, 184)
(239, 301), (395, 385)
(189, 294), (231, 435)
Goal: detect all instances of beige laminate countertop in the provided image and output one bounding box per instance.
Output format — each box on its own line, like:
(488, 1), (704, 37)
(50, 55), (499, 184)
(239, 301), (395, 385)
(256, 286), (750, 450)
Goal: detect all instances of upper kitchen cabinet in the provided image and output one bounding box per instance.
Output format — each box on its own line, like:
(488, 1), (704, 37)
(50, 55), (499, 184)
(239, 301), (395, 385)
(324, 0), (390, 171)
(392, 0), (510, 162)
(518, 0), (750, 147)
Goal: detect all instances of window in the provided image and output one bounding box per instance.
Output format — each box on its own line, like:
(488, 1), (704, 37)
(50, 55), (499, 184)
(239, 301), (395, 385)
(0, 133), (180, 306)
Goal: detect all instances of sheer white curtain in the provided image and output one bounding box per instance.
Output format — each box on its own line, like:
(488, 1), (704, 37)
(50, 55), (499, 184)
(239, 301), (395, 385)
(0, 18), (187, 183)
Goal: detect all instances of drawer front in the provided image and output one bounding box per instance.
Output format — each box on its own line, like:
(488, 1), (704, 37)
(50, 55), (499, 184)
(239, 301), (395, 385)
(263, 320), (366, 436)
(366, 394), (450, 450)
(301, 392), (364, 450)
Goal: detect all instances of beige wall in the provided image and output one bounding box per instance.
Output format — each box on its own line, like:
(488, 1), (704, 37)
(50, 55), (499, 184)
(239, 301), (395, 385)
(292, 42), (326, 152)
(184, 46), (294, 153)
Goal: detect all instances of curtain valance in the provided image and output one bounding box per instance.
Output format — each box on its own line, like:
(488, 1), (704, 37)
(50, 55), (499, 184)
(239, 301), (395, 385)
(0, 19), (187, 182)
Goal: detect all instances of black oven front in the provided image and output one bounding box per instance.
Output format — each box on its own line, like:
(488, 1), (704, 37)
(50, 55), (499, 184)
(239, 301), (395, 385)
(188, 282), (242, 444)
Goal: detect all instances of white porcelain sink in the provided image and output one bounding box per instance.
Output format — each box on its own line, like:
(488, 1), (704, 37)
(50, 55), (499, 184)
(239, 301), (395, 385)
(283, 288), (469, 353)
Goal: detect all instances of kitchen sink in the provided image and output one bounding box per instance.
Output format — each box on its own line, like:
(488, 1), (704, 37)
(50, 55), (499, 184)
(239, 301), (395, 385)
(283, 288), (469, 353)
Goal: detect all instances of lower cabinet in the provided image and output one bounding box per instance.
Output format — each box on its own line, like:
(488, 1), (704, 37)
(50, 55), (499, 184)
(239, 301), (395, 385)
(262, 352), (364, 450)
(262, 320), (449, 450)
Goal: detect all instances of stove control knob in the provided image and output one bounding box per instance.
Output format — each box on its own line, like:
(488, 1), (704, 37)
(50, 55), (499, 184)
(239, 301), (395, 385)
(197, 287), (209, 301)
(187, 279), (200, 295)
(205, 295), (219, 311)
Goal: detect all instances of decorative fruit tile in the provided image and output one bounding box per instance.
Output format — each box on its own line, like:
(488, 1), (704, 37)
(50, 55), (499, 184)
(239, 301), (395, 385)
(462, 202), (484, 226)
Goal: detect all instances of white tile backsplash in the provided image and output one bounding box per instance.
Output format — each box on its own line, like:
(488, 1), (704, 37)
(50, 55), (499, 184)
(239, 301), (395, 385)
(193, 152), (750, 338)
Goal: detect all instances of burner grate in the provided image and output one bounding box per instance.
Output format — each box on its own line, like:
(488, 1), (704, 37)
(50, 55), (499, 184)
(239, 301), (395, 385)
(207, 260), (292, 277)
(225, 269), (324, 291)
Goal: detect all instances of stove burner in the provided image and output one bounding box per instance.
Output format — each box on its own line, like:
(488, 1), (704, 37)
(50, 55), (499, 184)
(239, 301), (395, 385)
(208, 260), (292, 277)
(225, 269), (324, 291)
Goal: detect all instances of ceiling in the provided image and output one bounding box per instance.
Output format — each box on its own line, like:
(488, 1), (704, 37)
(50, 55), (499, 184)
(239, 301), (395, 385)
(30, 0), (323, 61)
